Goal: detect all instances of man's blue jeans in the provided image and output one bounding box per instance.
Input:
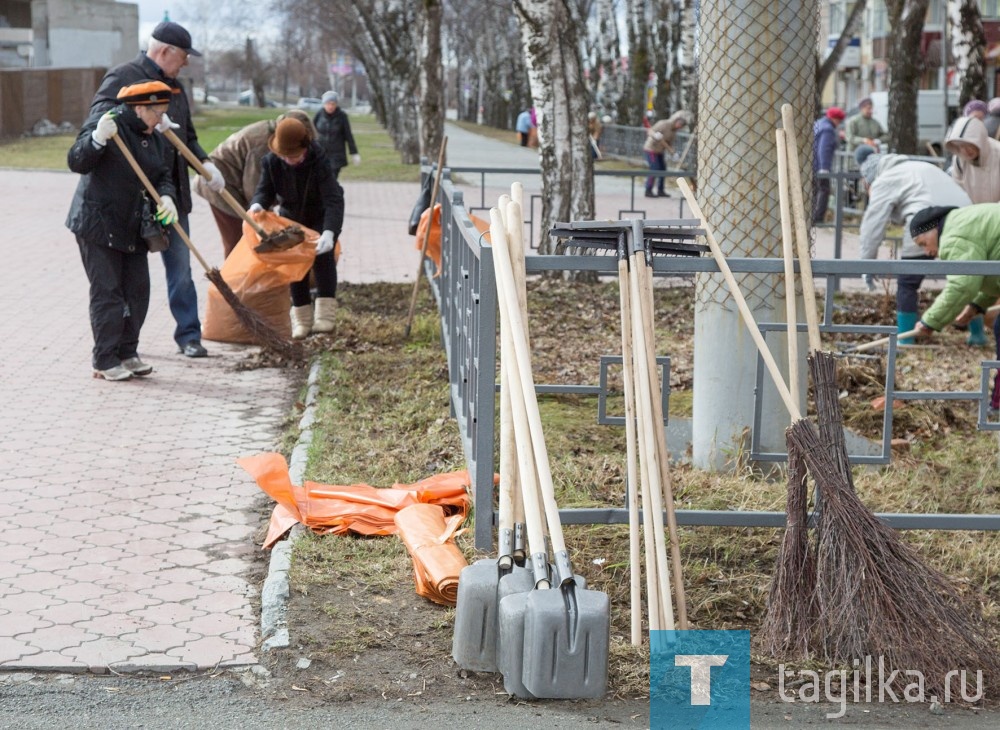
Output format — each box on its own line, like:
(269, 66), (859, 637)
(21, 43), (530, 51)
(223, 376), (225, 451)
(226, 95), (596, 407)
(645, 151), (666, 194)
(161, 213), (202, 347)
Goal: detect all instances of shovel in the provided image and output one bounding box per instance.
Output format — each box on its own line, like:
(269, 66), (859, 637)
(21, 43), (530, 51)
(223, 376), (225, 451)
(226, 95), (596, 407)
(160, 127), (305, 254)
(489, 206), (609, 699)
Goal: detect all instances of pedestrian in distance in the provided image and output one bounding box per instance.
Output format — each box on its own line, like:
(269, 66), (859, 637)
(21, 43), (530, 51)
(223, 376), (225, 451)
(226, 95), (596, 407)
(853, 145), (971, 344)
(194, 109), (316, 258)
(944, 115), (1000, 345)
(515, 109), (533, 147)
(587, 111), (603, 160)
(812, 106), (846, 224)
(313, 91), (359, 181)
(249, 118), (345, 340)
(643, 110), (688, 198)
(66, 81), (178, 381)
(910, 204), (1000, 410)
(845, 97), (888, 154)
(89, 21), (223, 359)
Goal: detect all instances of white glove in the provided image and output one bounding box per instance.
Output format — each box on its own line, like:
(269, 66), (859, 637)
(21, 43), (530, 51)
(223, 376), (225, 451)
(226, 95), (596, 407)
(202, 161), (225, 192)
(92, 111), (118, 147)
(652, 131), (664, 141)
(155, 195), (178, 226)
(316, 230), (335, 255)
(156, 113), (180, 133)
(248, 203), (264, 217)
(352, 153), (361, 166)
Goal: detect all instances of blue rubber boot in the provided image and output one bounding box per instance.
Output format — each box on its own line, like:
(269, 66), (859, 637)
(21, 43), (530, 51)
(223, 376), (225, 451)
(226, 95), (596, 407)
(966, 315), (988, 346)
(897, 310), (917, 346)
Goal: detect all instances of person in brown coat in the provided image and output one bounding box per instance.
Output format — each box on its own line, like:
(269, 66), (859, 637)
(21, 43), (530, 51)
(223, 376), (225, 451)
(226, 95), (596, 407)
(643, 111), (688, 197)
(194, 109), (316, 257)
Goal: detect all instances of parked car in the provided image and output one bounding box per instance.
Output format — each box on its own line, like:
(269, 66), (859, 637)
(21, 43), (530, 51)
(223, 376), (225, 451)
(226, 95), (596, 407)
(238, 89), (279, 107)
(296, 97), (324, 114)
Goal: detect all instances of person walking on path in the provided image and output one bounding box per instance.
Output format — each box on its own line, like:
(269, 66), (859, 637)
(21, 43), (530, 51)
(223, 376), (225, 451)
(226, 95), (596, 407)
(854, 146), (971, 344)
(313, 91), (359, 181)
(89, 21), (224, 359)
(643, 110), (688, 198)
(812, 106), (845, 224)
(845, 97), (888, 154)
(515, 109), (533, 147)
(66, 81), (178, 381)
(943, 115), (1000, 345)
(249, 118), (345, 339)
(194, 109), (315, 258)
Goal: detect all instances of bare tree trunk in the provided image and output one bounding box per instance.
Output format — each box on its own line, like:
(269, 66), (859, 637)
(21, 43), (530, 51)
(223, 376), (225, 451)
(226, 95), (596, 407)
(692, 0), (816, 469)
(949, 0), (987, 106)
(514, 0), (594, 255)
(591, 0), (626, 115)
(418, 0), (445, 160)
(886, 0), (930, 154)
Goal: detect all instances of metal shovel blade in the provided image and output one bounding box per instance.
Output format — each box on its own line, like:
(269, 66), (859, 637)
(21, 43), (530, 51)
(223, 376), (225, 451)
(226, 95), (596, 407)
(253, 226), (306, 254)
(497, 582), (536, 699)
(521, 583), (610, 699)
(452, 558), (506, 672)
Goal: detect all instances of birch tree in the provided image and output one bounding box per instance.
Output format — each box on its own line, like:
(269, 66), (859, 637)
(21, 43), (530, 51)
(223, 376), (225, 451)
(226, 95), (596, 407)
(949, 0), (987, 106)
(886, 0), (931, 154)
(513, 0), (594, 254)
(417, 0), (445, 158)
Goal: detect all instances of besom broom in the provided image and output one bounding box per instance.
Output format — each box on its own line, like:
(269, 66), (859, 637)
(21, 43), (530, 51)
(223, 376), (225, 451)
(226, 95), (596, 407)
(111, 134), (297, 358)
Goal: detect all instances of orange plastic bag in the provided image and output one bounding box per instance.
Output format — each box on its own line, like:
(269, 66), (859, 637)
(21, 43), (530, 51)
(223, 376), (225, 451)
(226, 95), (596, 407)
(236, 452), (473, 548)
(415, 205), (490, 276)
(203, 212), (317, 344)
(394, 503), (468, 606)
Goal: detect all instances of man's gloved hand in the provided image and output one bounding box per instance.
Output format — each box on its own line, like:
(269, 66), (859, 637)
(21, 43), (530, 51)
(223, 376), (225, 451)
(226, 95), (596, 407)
(91, 111), (118, 147)
(202, 161), (225, 192)
(352, 153), (361, 166)
(248, 203), (264, 218)
(156, 113), (181, 133)
(155, 195), (178, 226)
(652, 131), (664, 141)
(316, 230), (335, 255)
(863, 274), (878, 292)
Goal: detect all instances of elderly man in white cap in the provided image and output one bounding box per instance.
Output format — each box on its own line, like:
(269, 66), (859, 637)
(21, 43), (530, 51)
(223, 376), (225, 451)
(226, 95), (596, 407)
(89, 21), (225, 359)
(313, 90), (360, 180)
(854, 146), (970, 343)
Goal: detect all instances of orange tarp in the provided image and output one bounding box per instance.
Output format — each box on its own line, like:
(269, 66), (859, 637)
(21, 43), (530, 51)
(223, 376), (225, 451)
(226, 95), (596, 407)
(236, 452), (472, 548)
(415, 204), (491, 276)
(394, 503), (468, 606)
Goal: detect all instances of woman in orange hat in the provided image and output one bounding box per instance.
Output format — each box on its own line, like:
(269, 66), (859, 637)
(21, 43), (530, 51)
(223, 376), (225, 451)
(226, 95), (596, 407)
(66, 80), (177, 381)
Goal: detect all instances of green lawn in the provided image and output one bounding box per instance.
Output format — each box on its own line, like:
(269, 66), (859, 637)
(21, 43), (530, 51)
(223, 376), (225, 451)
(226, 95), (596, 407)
(0, 107), (419, 183)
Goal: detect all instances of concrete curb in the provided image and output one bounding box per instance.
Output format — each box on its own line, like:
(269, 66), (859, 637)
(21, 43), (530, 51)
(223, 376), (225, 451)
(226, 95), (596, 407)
(260, 359), (323, 652)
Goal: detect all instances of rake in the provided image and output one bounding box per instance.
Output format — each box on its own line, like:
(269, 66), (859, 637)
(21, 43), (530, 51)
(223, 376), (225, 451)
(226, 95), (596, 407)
(112, 134), (297, 357)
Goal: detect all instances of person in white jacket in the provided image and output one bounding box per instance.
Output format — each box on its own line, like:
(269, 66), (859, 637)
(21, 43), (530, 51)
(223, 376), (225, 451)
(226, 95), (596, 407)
(943, 115), (1000, 344)
(856, 147), (971, 343)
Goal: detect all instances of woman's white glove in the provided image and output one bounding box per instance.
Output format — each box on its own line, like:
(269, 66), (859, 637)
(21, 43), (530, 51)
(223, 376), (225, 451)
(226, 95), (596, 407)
(155, 196), (178, 226)
(248, 203), (264, 217)
(316, 230), (335, 255)
(92, 111), (118, 147)
(352, 154), (361, 166)
(652, 131), (664, 141)
(156, 113), (181, 133)
(201, 161), (226, 192)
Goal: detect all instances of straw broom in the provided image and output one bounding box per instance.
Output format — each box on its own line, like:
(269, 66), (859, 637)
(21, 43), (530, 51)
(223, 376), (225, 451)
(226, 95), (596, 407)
(112, 134), (298, 358)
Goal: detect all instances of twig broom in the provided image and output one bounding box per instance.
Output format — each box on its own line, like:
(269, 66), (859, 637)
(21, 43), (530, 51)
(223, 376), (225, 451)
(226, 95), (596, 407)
(112, 134), (298, 358)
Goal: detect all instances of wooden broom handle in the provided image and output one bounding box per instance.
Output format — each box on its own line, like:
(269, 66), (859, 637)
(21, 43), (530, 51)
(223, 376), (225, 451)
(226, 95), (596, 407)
(161, 127), (268, 237)
(111, 134), (212, 274)
(776, 129), (801, 416)
(677, 178), (802, 422)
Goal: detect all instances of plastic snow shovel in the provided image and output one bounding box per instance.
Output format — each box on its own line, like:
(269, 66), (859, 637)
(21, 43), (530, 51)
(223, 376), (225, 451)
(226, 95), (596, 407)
(160, 127), (304, 253)
(490, 205), (609, 700)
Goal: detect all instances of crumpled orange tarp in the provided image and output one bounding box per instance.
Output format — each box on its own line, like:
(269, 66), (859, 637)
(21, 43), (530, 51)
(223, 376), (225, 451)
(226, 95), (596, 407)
(203, 211), (317, 344)
(415, 204), (491, 276)
(394, 503), (468, 606)
(237, 452), (472, 548)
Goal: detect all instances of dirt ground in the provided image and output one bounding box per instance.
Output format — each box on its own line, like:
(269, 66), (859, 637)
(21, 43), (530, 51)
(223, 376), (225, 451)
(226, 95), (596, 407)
(240, 281), (1000, 726)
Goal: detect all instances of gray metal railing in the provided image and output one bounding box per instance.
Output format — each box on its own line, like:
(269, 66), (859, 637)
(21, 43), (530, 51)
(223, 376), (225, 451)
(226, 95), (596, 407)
(419, 164), (1000, 550)
(600, 124), (697, 170)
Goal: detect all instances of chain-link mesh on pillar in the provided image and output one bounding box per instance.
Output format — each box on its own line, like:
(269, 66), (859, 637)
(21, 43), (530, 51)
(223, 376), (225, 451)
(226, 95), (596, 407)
(691, 0), (817, 470)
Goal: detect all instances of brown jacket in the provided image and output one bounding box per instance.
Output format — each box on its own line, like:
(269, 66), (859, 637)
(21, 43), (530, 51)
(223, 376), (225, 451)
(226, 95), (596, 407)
(643, 111), (688, 155)
(194, 119), (276, 211)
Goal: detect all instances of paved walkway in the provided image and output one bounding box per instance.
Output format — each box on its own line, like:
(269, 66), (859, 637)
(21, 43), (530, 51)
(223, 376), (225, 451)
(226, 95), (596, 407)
(0, 125), (879, 674)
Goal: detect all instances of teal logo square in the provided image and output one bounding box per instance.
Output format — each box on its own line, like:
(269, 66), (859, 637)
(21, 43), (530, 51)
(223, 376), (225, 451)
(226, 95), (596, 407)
(650, 630), (750, 729)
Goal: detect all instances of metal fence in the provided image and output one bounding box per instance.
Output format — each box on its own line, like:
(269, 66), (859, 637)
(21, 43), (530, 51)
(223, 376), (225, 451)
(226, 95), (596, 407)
(599, 123), (697, 171)
(420, 163), (1000, 550)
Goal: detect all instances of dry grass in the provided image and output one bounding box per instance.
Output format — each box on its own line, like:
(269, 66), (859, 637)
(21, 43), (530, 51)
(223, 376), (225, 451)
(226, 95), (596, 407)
(278, 280), (1000, 699)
